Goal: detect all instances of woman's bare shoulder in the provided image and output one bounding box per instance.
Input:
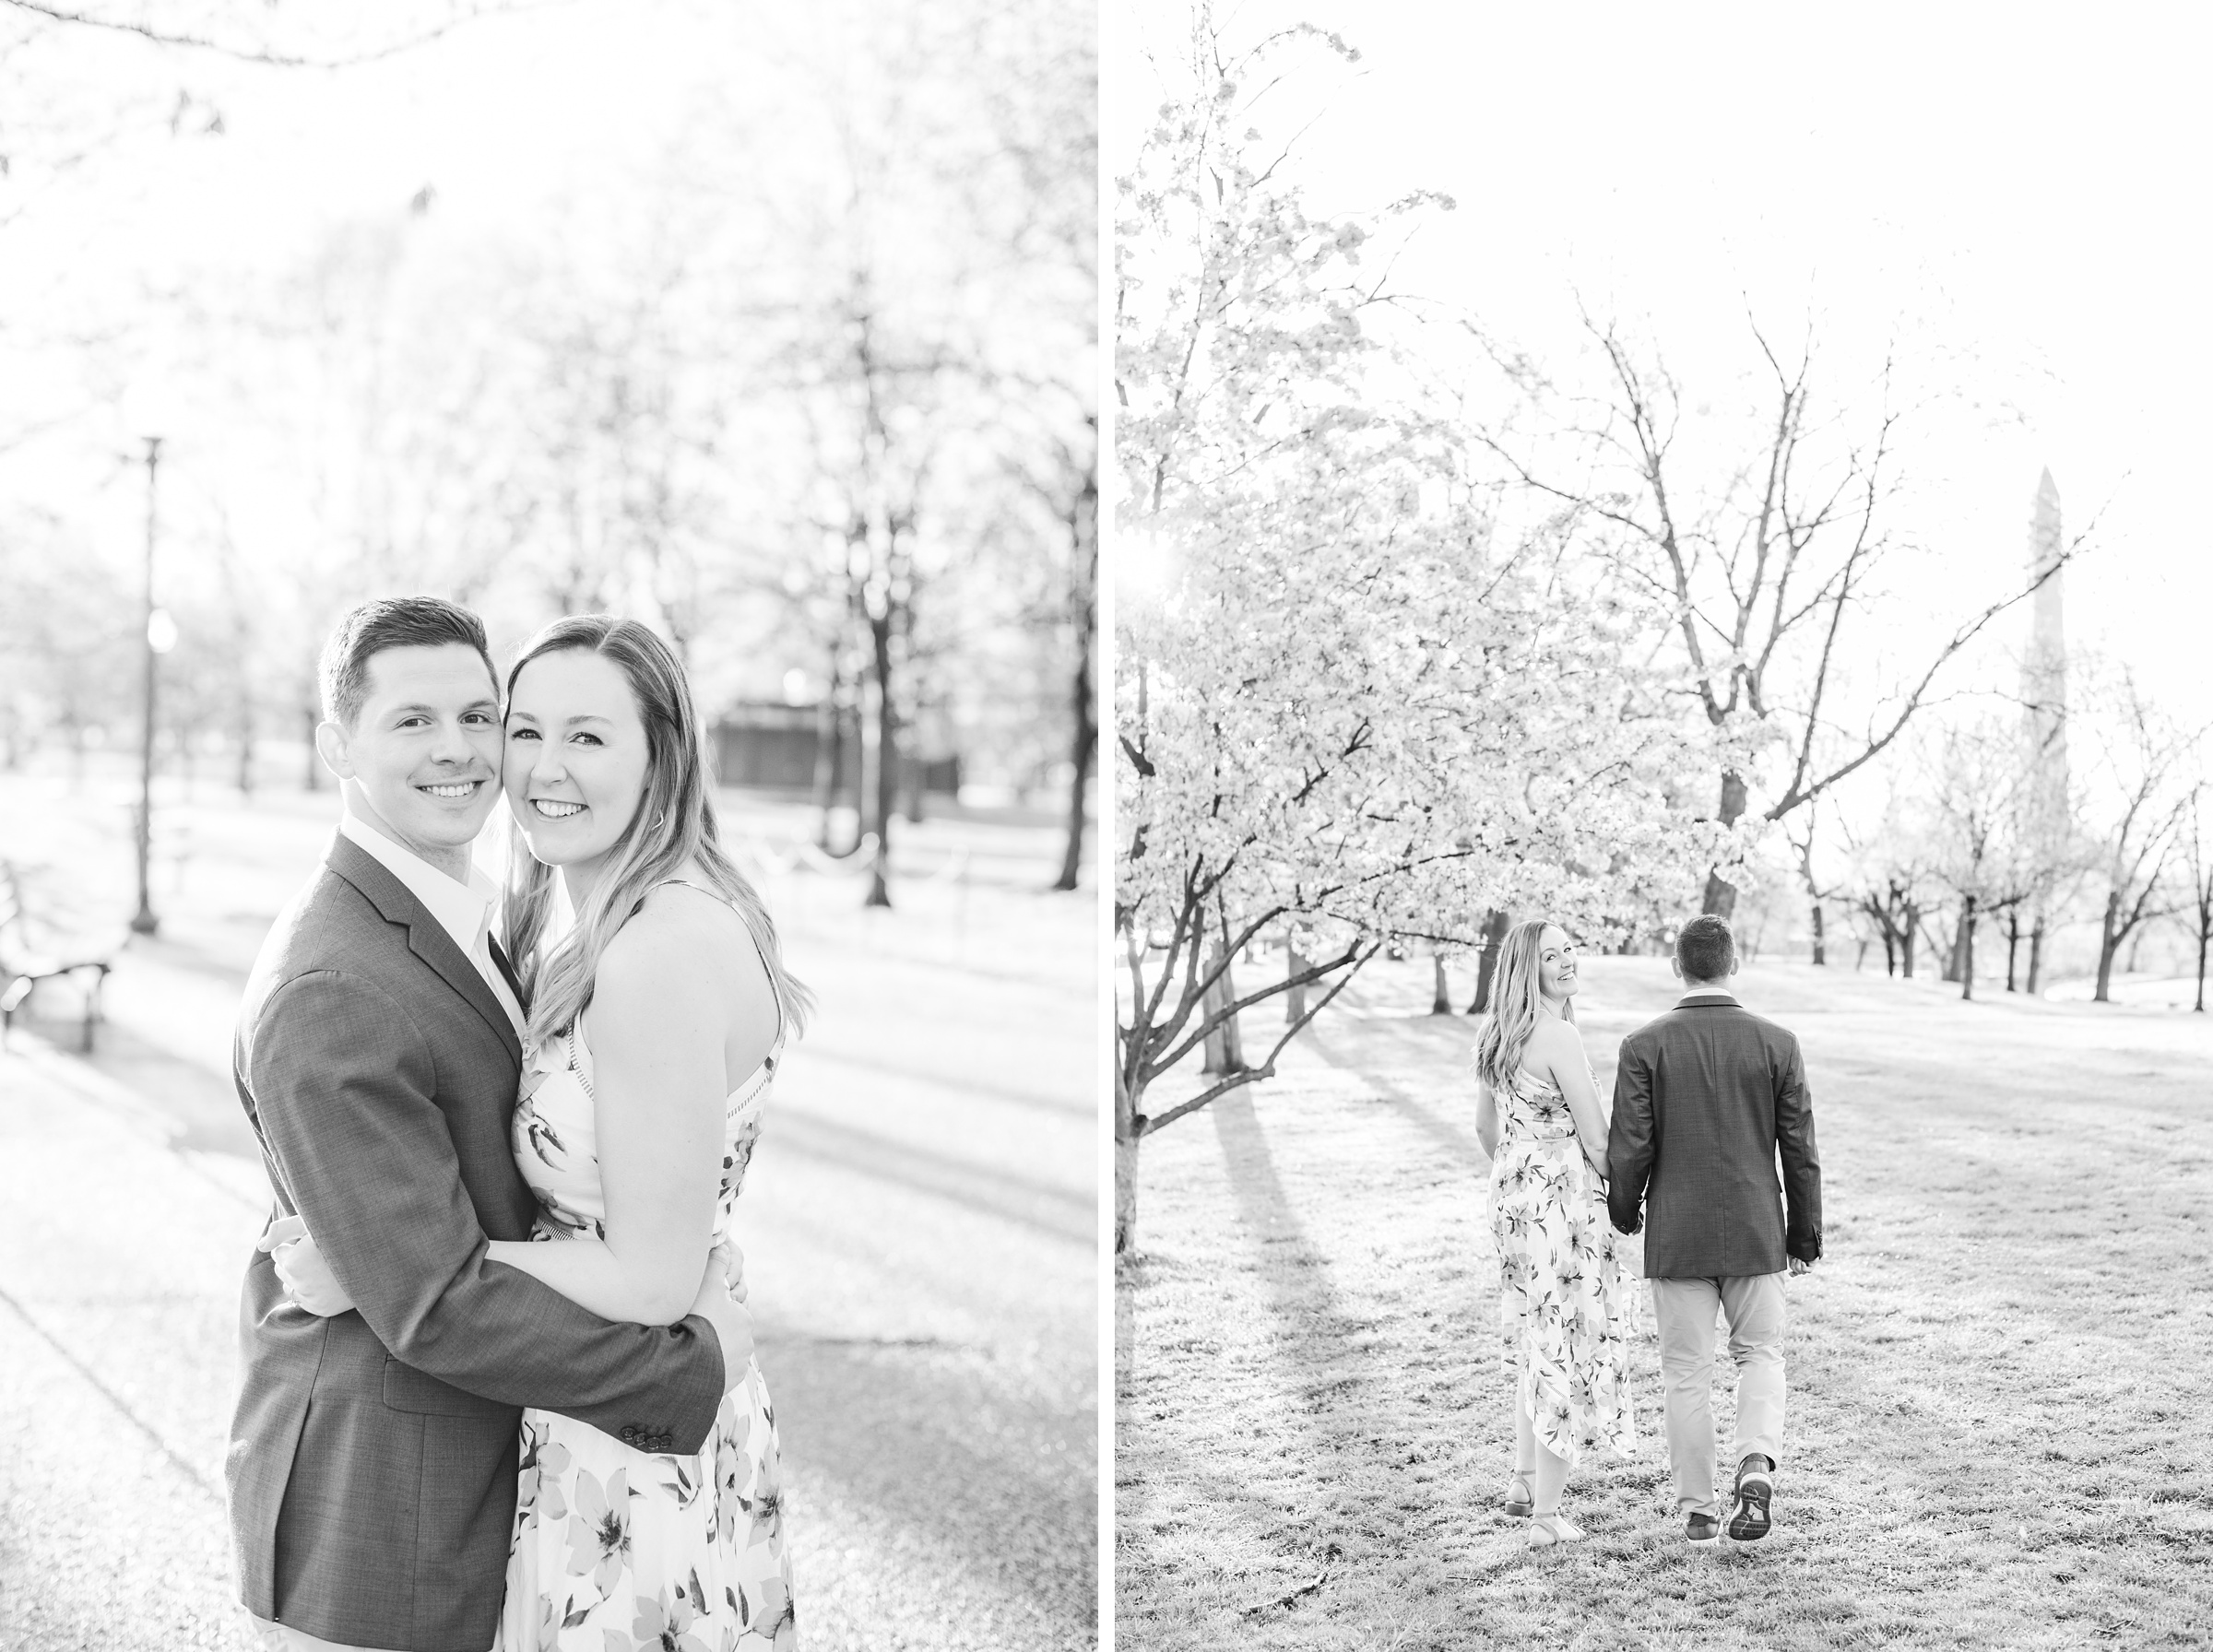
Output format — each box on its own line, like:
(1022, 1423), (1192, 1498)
(612, 876), (775, 1025)
(1525, 1016), (1585, 1062)
(598, 880), (748, 997)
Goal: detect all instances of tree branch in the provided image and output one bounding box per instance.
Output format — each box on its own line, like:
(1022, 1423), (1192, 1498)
(1139, 941), (1379, 1133)
(0, 0), (562, 66)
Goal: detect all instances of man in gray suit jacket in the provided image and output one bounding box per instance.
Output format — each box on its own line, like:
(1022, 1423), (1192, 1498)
(1606, 914), (1822, 1549)
(228, 597), (751, 1652)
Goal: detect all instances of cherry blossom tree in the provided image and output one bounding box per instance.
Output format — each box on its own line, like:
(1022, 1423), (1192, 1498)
(1833, 784), (1938, 978)
(2081, 669), (2195, 1003)
(1113, 15), (1707, 1255)
(1918, 715), (2040, 999)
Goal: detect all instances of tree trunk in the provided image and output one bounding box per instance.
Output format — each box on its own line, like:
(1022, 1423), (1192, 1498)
(1054, 458), (1097, 893)
(1942, 908), (1968, 984)
(1202, 947), (1245, 1073)
(302, 704), (322, 790)
(1115, 1252), (1134, 1392)
(2006, 913), (2020, 993)
(1959, 894), (1976, 1001)
(1284, 946), (1308, 1025)
(1430, 953), (1452, 1014)
(1700, 771), (1748, 916)
(1900, 904), (1919, 978)
(813, 644), (846, 852)
(1922, 915), (1952, 981)
(902, 747), (927, 825)
(1809, 902), (1826, 965)
(2195, 924), (2207, 1013)
(2027, 920), (2046, 997)
(1053, 662), (1095, 891)
(864, 615), (897, 909)
(1115, 1056), (1142, 1258)
(234, 701), (254, 797)
(2094, 892), (2121, 1003)
(1116, 1128), (1139, 1258)
(1467, 909), (1509, 1013)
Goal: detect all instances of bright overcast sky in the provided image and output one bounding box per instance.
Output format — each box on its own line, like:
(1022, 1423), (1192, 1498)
(1112, 2), (2213, 724)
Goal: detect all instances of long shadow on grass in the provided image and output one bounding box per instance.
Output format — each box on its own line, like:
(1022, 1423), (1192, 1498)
(1298, 1022), (1486, 1168)
(766, 1329), (1096, 1645)
(1206, 1092), (1527, 1629)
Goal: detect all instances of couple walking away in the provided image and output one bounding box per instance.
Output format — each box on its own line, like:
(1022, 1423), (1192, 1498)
(227, 596), (810, 1652)
(1474, 914), (1823, 1549)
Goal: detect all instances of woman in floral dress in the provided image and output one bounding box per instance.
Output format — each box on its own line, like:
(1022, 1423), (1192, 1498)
(278, 616), (810, 1648)
(1473, 919), (1636, 1548)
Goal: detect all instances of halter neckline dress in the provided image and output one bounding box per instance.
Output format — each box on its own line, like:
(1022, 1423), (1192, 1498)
(501, 881), (796, 1651)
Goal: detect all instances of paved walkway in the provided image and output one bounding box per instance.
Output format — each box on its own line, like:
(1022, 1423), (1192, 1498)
(0, 1034), (264, 1650)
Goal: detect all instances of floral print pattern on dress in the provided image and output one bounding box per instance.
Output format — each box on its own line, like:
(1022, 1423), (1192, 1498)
(1490, 1064), (1638, 1467)
(501, 1020), (797, 1650)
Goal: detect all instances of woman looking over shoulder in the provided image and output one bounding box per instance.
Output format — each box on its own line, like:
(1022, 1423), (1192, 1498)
(1472, 920), (1636, 1548)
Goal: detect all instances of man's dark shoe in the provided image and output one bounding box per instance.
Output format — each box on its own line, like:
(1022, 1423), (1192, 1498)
(1728, 1455), (1774, 1542)
(1686, 1512), (1720, 1548)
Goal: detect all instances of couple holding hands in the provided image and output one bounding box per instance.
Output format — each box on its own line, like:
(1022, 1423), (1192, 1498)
(1473, 914), (1824, 1550)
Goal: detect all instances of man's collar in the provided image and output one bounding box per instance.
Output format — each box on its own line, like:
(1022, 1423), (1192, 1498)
(330, 815), (523, 1061)
(337, 811), (495, 941)
(1675, 986), (1740, 1007)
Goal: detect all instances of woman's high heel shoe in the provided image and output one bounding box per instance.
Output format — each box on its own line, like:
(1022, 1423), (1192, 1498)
(1526, 1512), (1587, 1549)
(1503, 1473), (1533, 1518)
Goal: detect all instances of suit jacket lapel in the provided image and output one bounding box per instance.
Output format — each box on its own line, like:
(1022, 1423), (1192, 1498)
(327, 834), (523, 1070)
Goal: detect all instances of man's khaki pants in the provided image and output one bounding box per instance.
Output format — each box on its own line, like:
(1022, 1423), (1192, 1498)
(1649, 1273), (1786, 1519)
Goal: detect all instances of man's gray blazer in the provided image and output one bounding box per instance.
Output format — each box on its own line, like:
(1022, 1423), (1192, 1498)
(227, 833), (725, 1652)
(1605, 990), (1823, 1278)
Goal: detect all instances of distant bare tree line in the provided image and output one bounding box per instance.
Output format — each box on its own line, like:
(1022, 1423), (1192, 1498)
(0, 0), (1097, 900)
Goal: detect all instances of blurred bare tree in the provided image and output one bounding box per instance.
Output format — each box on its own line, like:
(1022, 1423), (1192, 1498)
(0, 0), (1096, 903)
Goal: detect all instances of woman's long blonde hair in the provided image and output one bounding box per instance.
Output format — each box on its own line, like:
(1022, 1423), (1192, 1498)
(1471, 918), (1570, 1092)
(502, 615), (813, 1048)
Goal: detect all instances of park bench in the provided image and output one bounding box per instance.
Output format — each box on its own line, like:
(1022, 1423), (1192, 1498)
(0, 859), (116, 1055)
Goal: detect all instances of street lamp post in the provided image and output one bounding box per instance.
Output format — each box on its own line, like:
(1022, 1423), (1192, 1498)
(130, 434), (163, 937)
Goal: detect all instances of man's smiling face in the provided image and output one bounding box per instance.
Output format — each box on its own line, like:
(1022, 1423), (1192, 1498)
(317, 643), (503, 864)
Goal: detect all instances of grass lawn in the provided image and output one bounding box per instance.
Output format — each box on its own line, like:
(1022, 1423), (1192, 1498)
(1115, 955), (2213, 1650)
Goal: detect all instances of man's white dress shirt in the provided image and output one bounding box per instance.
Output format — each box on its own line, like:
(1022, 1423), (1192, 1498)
(337, 810), (525, 1035)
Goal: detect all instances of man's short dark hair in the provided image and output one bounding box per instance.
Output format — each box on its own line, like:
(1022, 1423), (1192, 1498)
(1675, 914), (1736, 985)
(319, 596), (496, 728)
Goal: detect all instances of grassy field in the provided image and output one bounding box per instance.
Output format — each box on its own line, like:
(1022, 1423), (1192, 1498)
(1115, 955), (2213, 1650)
